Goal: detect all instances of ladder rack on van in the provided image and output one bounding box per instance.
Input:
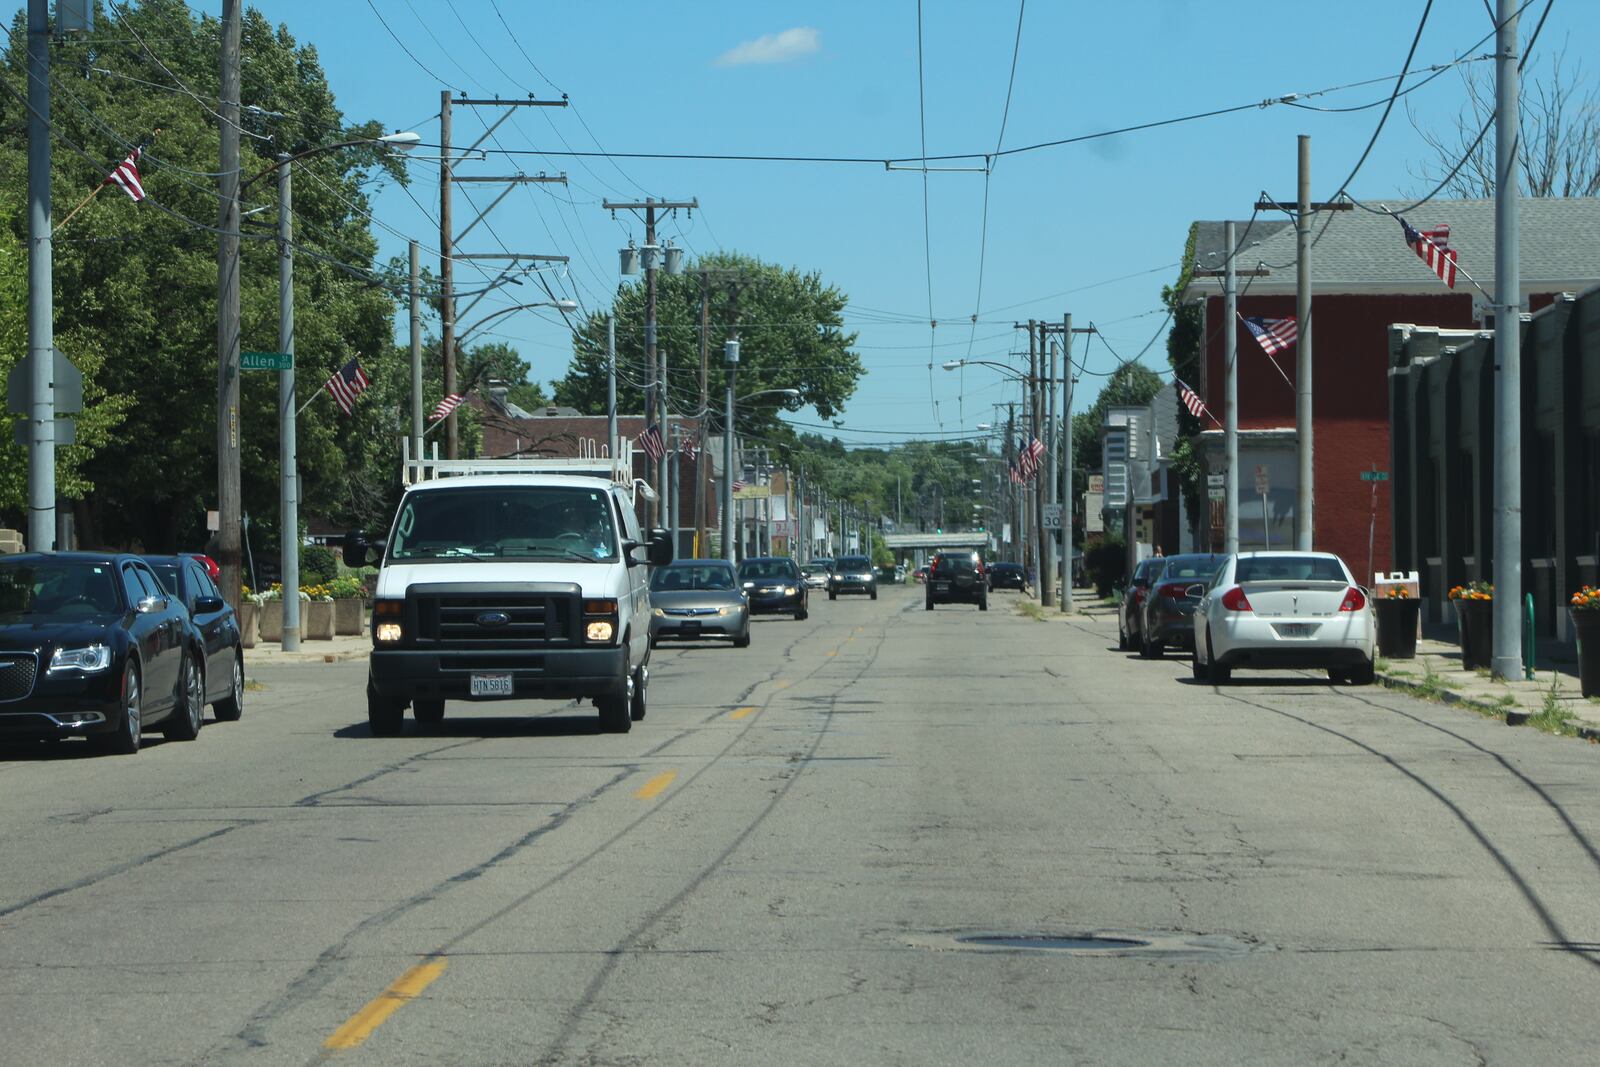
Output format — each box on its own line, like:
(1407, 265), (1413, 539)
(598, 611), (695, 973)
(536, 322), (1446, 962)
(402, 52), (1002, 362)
(402, 436), (642, 496)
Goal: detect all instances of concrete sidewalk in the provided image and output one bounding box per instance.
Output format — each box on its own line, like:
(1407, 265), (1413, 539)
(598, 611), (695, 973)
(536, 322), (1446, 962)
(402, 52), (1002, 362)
(242, 633), (370, 668)
(1049, 587), (1600, 740)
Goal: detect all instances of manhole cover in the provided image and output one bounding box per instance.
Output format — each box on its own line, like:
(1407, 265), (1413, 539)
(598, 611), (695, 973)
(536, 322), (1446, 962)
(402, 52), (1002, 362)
(960, 934), (1150, 951)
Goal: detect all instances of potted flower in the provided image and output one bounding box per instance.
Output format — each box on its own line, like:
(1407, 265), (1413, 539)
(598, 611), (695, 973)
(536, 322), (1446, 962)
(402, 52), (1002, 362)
(302, 583), (336, 640)
(238, 585), (262, 650)
(1374, 586), (1421, 659)
(258, 582), (285, 642)
(1448, 581), (1493, 670)
(328, 575), (367, 636)
(1570, 586), (1600, 697)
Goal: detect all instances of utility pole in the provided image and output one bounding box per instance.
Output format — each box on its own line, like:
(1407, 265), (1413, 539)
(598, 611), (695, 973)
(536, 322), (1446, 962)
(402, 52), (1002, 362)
(409, 240), (422, 462)
(1005, 403), (1017, 562)
(1046, 334), (1058, 594)
(606, 315), (617, 460)
(277, 154), (299, 650)
(1491, 0), (1523, 681)
(1225, 220), (1240, 554)
(216, 0), (242, 606)
(604, 199), (697, 529)
(442, 94), (570, 460)
(1295, 134), (1313, 551)
(722, 336), (739, 561)
(24, 0), (53, 552)
(1029, 321), (1054, 608)
(696, 272), (711, 557)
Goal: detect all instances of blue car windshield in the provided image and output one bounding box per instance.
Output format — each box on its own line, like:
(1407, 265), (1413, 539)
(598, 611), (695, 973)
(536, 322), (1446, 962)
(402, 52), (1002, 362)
(0, 561), (122, 616)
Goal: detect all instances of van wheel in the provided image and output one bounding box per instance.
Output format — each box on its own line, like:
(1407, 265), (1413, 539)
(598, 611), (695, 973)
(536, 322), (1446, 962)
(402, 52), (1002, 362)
(413, 699), (445, 725)
(630, 667), (648, 721)
(829, 591), (837, 601)
(598, 670), (633, 733)
(367, 677), (405, 736)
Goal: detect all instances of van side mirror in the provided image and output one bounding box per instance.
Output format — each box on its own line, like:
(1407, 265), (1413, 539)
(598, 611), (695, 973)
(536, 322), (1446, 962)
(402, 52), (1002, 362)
(342, 530), (384, 568)
(647, 528), (673, 567)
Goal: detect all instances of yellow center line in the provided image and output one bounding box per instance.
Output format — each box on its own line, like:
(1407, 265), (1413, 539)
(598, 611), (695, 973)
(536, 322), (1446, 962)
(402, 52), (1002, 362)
(826, 649), (837, 657)
(772, 679), (792, 691)
(323, 957), (447, 1051)
(635, 770), (677, 799)
(729, 706), (757, 720)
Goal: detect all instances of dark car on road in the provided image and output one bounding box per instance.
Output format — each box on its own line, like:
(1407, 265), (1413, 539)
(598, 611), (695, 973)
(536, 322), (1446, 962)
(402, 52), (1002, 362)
(1137, 553), (1228, 658)
(925, 551), (988, 611)
(649, 560), (750, 647)
(738, 557), (809, 619)
(145, 554), (246, 718)
(987, 561), (1027, 591)
(0, 553), (211, 754)
(1117, 556), (1164, 651)
(828, 555), (877, 600)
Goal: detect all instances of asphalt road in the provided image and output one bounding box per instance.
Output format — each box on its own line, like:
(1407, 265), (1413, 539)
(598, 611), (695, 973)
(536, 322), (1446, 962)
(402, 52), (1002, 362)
(3, 584), (1600, 1065)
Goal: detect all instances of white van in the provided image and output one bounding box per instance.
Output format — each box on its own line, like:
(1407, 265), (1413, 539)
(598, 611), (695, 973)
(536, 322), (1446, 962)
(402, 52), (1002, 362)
(345, 442), (670, 735)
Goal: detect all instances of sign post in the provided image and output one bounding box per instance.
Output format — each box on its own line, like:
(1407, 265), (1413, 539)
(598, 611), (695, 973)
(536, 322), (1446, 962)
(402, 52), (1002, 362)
(1254, 465), (1271, 549)
(1360, 468), (1389, 585)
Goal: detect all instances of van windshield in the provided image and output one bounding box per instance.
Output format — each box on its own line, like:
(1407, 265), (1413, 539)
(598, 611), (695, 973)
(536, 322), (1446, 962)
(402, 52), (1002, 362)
(389, 486), (619, 562)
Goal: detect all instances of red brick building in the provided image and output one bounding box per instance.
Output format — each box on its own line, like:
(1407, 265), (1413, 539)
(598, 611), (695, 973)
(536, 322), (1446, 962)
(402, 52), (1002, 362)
(1181, 199), (1600, 579)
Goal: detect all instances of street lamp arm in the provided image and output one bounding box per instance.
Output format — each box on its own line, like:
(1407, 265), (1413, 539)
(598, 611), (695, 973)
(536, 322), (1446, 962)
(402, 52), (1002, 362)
(455, 300), (578, 350)
(942, 358), (1030, 382)
(240, 132), (421, 194)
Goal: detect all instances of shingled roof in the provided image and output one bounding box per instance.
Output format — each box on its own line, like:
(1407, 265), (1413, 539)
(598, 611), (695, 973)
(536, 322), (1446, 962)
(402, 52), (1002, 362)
(1190, 198), (1600, 296)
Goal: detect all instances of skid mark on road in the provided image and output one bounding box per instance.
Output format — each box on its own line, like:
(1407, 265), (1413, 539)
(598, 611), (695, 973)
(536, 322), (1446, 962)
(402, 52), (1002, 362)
(322, 957), (446, 1051)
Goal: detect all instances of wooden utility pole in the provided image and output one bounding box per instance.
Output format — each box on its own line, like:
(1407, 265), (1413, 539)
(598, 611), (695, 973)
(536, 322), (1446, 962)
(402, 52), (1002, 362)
(215, 0), (242, 606)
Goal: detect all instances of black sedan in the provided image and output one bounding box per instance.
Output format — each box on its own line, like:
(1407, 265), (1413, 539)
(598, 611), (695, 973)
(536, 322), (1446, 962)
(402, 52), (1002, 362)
(827, 555), (877, 600)
(145, 554), (245, 721)
(0, 553), (205, 754)
(738, 557), (809, 619)
(987, 562), (1027, 591)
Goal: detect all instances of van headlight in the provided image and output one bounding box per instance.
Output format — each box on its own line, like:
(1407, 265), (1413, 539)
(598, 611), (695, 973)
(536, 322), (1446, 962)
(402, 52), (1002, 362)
(586, 620), (616, 642)
(584, 599), (618, 645)
(50, 644), (111, 673)
(373, 599), (404, 643)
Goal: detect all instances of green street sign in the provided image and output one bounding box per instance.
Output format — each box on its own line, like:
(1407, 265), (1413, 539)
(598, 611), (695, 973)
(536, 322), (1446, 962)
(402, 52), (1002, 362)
(241, 351), (293, 371)
(1360, 470), (1390, 482)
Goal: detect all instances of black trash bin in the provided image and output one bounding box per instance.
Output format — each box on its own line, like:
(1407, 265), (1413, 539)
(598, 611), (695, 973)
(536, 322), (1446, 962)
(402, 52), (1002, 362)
(1375, 597), (1421, 659)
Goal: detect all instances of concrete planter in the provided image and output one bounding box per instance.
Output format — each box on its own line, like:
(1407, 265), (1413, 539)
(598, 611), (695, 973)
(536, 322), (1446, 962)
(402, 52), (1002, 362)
(334, 598), (366, 636)
(259, 600), (283, 643)
(1574, 610), (1600, 698)
(304, 600), (335, 641)
(238, 602), (258, 650)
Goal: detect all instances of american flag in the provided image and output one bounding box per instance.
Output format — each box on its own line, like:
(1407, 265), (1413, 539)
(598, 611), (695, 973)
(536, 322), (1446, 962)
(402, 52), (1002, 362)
(1015, 437), (1045, 480)
(1398, 216), (1458, 289)
(680, 436), (699, 461)
(430, 392), (467, 423)
(104, 146), (147, 202)
(639, 424), (666, 461)
(1176, 379), (1209, 420)
(1242, 316), (1298, 356)
(1008, 464), (1022, 485)
(322, 358), (369, 415)
(731, 479), (747, 492)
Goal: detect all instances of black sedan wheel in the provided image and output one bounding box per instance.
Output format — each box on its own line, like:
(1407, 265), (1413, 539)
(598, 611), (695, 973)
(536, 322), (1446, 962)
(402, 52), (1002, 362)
(163, 653), (203, 741)
(101, 662), (142, 755)
(213, 651), (243, 721)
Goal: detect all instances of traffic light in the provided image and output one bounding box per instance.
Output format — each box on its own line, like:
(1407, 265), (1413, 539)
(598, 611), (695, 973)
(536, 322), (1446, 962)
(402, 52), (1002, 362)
(936, 527), (943, 534)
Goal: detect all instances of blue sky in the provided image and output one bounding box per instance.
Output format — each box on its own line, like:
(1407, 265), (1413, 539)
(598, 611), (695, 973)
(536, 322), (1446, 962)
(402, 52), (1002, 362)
(247, 0), (1593, 445)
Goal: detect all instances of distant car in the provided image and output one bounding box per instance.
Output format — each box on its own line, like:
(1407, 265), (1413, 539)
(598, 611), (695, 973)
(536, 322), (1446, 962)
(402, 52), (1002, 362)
(912, 566), (929, 583)
(650, 560), (750, 647)
(1192, 551), (1376, 685)
(801, 563), (831, 590)
(812, 558), (834, 575)
(987, 561), (1027, 591)
(828, 555), (877, 600)
(1137, 553), (1227, 658)
(738, 557), (808, 619)
(144, 554), (246, 721)
(925, 551), (987, 611)
(0, 553), (209, 754)
(894, 564), (907, 583)
(1117, 557), (1164, 651)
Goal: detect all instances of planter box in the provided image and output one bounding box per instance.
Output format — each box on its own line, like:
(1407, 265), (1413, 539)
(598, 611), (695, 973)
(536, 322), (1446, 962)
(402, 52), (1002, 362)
(334, 598), (365, 636)
(304, 600), (335, 641)
(259, 600), (283, 643)
(238, 601), (258, 650)
(1456, 599), (1492, 670)
(1375, 598), (1421, 659)
(1574, 610), (1600, 699)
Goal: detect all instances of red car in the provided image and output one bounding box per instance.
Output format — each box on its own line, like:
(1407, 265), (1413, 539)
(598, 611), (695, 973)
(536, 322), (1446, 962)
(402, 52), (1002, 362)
(912, 566), (929, 583)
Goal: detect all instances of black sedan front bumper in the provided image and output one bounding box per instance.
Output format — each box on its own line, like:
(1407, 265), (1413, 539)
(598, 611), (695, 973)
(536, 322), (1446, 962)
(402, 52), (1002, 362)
(0, 665), (124, 739)
(829, 577), (876, 596)
(745, 587), (804, 614)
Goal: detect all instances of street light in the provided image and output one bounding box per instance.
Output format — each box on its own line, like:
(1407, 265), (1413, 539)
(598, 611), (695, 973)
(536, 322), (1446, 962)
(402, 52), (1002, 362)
(453, 299), (578, 351)
(264, 130), (419, 650)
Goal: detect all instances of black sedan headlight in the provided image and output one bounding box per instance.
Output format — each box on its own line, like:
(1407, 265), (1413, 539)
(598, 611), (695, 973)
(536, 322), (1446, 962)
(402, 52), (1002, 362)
(49, 644), (112, 673)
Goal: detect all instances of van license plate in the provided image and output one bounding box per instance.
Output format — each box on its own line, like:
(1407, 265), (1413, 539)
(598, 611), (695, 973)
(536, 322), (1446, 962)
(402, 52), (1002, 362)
(470, 673), (514, 696)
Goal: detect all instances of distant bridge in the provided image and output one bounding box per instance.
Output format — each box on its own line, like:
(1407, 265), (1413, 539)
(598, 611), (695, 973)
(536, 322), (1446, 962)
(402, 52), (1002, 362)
(881, 531), (989, 552)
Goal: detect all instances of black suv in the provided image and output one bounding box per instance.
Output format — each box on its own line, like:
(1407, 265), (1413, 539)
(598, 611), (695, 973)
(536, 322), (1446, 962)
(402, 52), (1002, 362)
(925, 552), (988, 611)
(827, 555), (877, 600)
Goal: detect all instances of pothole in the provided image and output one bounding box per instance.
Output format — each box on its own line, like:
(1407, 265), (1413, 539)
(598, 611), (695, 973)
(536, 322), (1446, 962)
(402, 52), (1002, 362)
(903, 929), (1263, 961)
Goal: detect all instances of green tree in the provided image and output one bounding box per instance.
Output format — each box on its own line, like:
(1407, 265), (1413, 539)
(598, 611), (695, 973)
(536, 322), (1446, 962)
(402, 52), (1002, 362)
(554, 250), (862, 444)
(0, 0), (405, 549)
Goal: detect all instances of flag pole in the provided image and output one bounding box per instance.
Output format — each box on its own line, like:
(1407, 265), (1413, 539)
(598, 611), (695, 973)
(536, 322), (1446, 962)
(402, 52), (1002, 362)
(53, 184), (106, 234)
(295, 388), (323, 418)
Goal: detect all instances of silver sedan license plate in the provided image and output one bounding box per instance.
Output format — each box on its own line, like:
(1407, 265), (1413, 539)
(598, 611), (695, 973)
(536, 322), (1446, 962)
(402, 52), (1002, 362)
(470, 673), (514, 696)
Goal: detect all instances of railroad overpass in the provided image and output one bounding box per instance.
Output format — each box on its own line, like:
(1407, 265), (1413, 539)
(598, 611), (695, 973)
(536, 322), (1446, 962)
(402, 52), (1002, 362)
(881, 531), (989, 555)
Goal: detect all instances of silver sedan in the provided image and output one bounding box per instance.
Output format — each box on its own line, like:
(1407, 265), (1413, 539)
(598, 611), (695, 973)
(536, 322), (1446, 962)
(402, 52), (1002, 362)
(649, 560), (751, 648)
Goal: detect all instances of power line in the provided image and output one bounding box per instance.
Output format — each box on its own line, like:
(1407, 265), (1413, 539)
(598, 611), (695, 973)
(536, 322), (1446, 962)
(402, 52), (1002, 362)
(1322, 0), (1435, 205)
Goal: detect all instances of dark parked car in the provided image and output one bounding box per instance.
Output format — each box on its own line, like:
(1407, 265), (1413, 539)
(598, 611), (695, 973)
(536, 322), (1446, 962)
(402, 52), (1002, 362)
(145, 554), (246, 718)
(0, 553), (212, 754)
(649, 560), (750, 647)
(828, 555), (877, 600)
(1117, 556), (1164, 651)
(738, 557), (808, 619)
(925, 551), (988, 611)
(987, 561), (1027, 591)
(1137, 553), (1228, 658)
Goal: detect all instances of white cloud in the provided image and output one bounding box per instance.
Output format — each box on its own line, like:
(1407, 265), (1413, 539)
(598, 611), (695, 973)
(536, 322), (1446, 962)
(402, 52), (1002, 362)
(713, 27), (820, 68)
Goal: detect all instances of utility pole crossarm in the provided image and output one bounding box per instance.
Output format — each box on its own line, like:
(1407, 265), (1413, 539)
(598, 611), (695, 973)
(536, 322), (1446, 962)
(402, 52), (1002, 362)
(453, 253), (570, 262)
(1254, 200), (1354, 213)
(603, 198), (699, 213)
(454, 98), (569, 107)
